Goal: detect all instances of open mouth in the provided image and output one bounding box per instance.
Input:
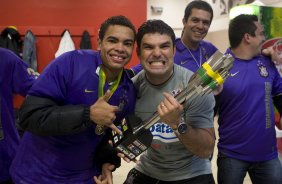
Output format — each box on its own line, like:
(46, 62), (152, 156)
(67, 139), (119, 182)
(148, 60), (166, 66)
(110, 54), (126, 63)
(193, 30), (206, 37)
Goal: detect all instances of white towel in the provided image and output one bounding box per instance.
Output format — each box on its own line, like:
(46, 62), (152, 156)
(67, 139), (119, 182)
(55, 30), (75, 58)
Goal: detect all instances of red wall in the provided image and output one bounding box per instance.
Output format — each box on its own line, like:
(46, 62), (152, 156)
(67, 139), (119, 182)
(0, 0), (146, 71)
(0, 0), (146, 107)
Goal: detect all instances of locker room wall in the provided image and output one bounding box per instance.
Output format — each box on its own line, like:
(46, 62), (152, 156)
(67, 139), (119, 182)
(0, 0), (146, 107)
(0, 0), (146, 71)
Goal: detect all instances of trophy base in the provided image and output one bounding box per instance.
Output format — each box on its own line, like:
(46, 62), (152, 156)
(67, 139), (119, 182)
(112, 114), (153, 160)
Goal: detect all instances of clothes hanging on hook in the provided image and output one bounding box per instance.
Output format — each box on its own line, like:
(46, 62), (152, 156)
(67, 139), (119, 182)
(55, 29), (75, 58)
(0, 26), (22, 57)
(80, 30), (92, 49)
(22, 30), (38, 72)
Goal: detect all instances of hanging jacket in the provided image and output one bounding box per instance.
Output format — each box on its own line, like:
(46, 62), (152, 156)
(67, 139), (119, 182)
(22, 30), (38, 72)
(0, 26), (22, 57)
(55, 29), (75, 58)
(80, 30), (92, 49)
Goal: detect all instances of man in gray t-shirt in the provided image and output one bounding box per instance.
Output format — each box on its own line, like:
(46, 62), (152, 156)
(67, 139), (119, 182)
(123, 20), (215, 184)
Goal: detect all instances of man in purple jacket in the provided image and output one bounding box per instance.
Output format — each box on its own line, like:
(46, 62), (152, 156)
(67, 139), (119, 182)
(173, 0), (217, 73)
(0, 48), (36, 184)
(10, 15), (137, 184)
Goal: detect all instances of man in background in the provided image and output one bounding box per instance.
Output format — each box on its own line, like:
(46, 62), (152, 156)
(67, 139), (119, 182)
(174, 0), (217, 73)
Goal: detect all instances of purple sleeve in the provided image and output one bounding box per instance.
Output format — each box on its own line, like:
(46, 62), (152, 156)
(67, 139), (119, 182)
(205, 42), (218, 57)
(13, 60), (36, 96)
(130, 63), (143, 75)
(0, 49), (37, 96)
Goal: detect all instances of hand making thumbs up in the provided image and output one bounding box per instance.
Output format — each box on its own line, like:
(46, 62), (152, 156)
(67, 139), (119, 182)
(90, 90), (122, 135)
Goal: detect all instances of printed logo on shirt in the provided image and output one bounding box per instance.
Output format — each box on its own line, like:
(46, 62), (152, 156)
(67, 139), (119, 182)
(230, 71), (239, 77)
(257, 60), (268, 77)
(118, 92), (129, 113)
(259, 66), (268, 77)
(180, 60), (188, 65)
(171, 88), (182, 97)
(84, 88), (95, 93)
(149, 123), (178, 143)
(27, 68), (40, 78)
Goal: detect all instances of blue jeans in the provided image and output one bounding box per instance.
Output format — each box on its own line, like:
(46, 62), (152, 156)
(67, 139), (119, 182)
(22, 30), (37, 72)
(217, 153), (282, 184)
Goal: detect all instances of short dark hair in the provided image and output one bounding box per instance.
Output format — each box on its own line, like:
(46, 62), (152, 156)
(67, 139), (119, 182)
(98, 15), (136, 41)
(183, 0), (213, 22)
(229, 14), (258, 48)
(136, 20), (175, 55)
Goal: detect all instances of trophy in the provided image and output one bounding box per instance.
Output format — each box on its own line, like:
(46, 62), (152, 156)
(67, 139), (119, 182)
(111, 50), (234, 160)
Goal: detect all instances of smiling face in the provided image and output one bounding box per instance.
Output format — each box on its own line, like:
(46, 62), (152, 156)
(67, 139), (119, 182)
(99, 25), (135, 76)
(182, 8), (212, 49)
(139, 33), (175, 85)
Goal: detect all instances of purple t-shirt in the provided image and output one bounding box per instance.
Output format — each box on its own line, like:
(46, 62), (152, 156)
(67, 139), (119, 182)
(10, 50), (136, 184)
(217, 48), (282, 162)
(174, 38), (218, 72)
(0, 48), (35, 181)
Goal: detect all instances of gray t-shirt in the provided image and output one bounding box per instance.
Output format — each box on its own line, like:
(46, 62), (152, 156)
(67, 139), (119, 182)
(132, 64), (215, 181)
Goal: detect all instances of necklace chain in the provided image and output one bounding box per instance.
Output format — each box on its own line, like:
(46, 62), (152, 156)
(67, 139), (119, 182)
(181, 40), (202, 68)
